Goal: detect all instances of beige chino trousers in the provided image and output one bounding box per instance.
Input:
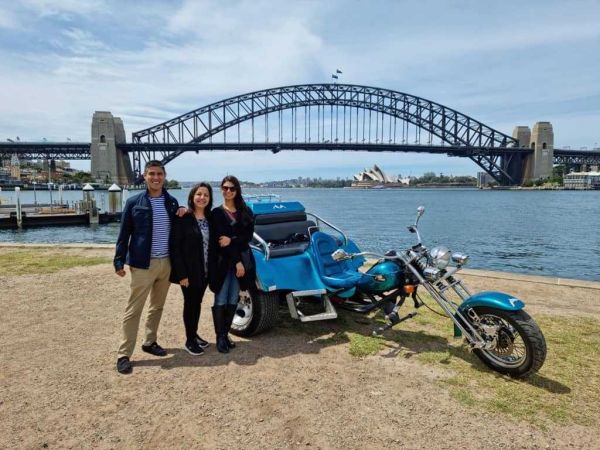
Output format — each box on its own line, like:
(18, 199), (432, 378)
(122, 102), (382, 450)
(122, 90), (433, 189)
(117, 258), (171, 359)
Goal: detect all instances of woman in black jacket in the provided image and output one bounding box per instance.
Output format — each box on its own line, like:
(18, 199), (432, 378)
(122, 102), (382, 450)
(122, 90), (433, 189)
(210, 175), (255, 353)
(170, 182), (216, 356)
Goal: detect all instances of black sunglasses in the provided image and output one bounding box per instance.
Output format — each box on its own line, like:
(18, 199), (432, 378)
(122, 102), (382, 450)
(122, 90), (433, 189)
(221, 185), (237, 192)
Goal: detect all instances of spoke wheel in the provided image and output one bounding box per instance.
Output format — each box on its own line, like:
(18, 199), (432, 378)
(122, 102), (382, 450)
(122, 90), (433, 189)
(469, 306), (547, 378)
(479, 315), (526, 368)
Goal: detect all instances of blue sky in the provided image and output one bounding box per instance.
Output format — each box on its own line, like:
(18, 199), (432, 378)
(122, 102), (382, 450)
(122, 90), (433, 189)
(1, 0), (599, 181)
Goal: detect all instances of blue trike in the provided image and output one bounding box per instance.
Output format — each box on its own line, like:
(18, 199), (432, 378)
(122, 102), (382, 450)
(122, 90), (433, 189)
(232, 197), (546, 378)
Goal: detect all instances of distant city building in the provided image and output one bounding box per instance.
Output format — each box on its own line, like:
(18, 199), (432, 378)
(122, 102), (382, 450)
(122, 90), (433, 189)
(352, 165), (408, 188)
(477, 172), (495, 187)
(563, 171), (600, 190)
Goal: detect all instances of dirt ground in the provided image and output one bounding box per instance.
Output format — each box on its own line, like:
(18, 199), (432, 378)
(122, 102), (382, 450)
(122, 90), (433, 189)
(1, 246), (599, 449)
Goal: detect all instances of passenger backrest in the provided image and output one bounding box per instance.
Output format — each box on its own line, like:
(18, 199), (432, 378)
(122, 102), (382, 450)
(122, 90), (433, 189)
(311, 231), (351, 276)
(254, 211), (307, 225)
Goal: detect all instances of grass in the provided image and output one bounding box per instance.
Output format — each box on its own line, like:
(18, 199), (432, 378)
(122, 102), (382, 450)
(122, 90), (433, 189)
(284, 295), (600, 428)
(0, 249), (110, 275)
(410, 311), (599, 427)
(7, 248), (593, 427)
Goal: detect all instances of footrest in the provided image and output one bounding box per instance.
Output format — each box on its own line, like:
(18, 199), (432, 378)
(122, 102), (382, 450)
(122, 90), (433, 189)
(286, 290), (337, 322)
(290, 289), (327, 298)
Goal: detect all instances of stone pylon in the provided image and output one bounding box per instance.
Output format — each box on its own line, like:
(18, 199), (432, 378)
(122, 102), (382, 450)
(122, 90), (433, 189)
(511, 126), (531, 183)
(529, 122), (554, 181)
(90, 111), (133, 185)
(513, 123), (554, 182)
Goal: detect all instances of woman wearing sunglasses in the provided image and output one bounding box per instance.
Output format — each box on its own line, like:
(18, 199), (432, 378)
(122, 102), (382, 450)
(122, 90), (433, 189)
(170, 182), (215, 356)
(209, 175), (255, 353)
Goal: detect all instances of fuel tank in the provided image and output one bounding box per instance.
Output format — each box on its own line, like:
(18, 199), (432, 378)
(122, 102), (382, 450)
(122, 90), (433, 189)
(357, 260), (403, 294)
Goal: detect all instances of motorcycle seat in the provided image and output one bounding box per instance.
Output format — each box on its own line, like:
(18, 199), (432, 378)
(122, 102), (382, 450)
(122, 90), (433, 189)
(311, 231), (364, 289)
(269, 241), (310, 258)
(254, 220), (316, 258)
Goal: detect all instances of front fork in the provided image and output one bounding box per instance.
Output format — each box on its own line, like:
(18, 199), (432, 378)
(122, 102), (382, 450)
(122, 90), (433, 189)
(403, 264), (491, 349)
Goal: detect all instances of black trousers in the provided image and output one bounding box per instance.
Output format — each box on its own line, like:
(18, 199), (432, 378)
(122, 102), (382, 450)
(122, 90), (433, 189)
(180, 280), (208, 342)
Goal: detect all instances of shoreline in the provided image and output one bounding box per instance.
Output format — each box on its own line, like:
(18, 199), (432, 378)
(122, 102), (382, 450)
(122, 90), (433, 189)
(2, 242), (598, 290)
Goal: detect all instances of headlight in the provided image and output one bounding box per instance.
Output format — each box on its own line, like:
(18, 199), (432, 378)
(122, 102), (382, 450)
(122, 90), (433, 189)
(452, 252), (469, 266)
(430, 246), (451, 270)
(424, 267), (441, 280)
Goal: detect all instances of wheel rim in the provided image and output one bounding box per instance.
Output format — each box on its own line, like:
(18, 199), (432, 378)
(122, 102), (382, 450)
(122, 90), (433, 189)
(232, 290), (253, 330)
(479, 313), (527, 368)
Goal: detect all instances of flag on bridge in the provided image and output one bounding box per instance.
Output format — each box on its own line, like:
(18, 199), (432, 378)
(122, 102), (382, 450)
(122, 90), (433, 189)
(331, 74), (339, 79)
(336, 69), (342, 74)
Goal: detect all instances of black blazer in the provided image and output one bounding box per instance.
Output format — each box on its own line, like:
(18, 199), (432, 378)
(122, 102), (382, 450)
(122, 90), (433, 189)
(210, 206), (255, 292)
(169, 213), (216, 287)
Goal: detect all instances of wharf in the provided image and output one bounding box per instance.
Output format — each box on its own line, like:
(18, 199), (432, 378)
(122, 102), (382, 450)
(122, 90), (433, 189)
(0, 212), (120, 229)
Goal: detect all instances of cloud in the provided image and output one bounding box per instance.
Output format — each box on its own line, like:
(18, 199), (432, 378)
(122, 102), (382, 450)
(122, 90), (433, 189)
(1, 0), (599, 180)
(20, 0), (106, 17)
(55, 28), (108, 54)
(0, 6), (19, 29)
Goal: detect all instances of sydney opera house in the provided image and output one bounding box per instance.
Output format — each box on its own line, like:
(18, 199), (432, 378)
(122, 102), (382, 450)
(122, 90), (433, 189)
(351, 165), (409, 188)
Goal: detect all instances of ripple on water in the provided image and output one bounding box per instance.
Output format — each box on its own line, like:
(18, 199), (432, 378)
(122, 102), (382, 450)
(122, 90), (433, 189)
(1, 188), (598, 281)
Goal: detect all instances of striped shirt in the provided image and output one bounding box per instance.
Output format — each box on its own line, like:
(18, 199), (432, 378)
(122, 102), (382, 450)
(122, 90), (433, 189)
(149, 195), (171, 258)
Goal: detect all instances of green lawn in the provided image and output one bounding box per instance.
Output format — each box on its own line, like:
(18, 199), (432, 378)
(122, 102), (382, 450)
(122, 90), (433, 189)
(1, 249), (110, 275)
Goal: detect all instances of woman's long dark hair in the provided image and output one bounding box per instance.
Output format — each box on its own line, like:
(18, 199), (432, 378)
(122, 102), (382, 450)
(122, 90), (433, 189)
(221, 175), (252, 223)
(187, 182), (213, 216)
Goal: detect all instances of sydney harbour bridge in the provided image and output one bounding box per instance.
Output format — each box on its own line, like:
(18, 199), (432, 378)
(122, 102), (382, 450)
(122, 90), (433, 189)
(1, 84), (599, 186)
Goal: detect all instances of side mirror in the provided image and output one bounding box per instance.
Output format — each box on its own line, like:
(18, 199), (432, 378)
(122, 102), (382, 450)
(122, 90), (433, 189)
(331, 249), (351, 261)
(415, 206), (425, 227)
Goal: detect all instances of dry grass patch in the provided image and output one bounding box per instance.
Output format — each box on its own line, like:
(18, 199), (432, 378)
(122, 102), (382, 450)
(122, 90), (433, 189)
(347, 303), (599, 427)
(278, 295), (600, 427)
(0, 249), (110, 275)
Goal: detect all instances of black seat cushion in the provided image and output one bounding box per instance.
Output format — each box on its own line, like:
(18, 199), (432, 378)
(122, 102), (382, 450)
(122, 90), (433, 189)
(254, 211), (307, 225)
(253, 220), (316, 258)
(254, 220), (315, 243)
(268, 242), (310, 257)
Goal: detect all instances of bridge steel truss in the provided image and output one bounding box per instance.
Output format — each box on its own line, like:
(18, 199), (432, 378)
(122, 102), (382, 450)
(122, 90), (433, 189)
(554, 149), (600, 166)
(131, 84), (523, 184)
(0, 143), (92, 160)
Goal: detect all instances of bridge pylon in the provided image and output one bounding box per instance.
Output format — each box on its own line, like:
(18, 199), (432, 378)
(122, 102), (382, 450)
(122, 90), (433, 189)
(90, 111), (133, 185)
(511, 122), (555, 183)
(529, 122), (554, 181)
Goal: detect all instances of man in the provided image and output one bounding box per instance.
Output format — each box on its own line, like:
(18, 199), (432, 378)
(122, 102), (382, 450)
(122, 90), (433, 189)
(114, 160), (183, 374)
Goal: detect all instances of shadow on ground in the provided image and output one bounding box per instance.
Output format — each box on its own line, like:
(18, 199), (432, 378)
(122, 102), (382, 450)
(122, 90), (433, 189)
(134, 304), (570, 395)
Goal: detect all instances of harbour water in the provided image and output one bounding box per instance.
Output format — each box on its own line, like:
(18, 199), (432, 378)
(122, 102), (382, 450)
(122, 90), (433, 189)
(1, 188), (598, 281)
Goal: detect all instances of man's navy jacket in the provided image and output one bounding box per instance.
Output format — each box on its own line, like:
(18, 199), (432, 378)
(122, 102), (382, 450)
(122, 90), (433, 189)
(113, 189), (180, 271)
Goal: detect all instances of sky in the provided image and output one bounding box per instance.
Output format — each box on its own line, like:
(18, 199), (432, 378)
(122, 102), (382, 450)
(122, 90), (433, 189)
(0, 0), (599, 182)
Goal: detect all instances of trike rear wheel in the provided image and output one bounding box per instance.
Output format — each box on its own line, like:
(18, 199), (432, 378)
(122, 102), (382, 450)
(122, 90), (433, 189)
(230, 288), (280, 337)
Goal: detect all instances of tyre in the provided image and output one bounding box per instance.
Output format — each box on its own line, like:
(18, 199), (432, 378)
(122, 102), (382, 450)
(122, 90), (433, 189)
(230, 288), (280, 337)
(469, 306), (546, 378)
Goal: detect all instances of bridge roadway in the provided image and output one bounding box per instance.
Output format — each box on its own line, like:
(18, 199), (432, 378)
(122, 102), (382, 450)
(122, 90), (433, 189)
(1, 141), (599, 163)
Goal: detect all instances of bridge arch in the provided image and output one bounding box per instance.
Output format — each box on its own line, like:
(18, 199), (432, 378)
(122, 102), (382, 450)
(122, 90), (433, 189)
(131, 84), (520, 182)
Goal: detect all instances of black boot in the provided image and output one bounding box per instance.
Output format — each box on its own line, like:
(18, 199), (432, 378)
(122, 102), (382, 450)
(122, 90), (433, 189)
(212, 305), (229, 354)
(224, 304), (238, 349)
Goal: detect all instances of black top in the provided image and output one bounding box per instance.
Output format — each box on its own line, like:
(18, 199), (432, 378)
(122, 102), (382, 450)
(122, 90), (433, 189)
(169, 213), (216, 287)
(209, 206), (255, 292)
